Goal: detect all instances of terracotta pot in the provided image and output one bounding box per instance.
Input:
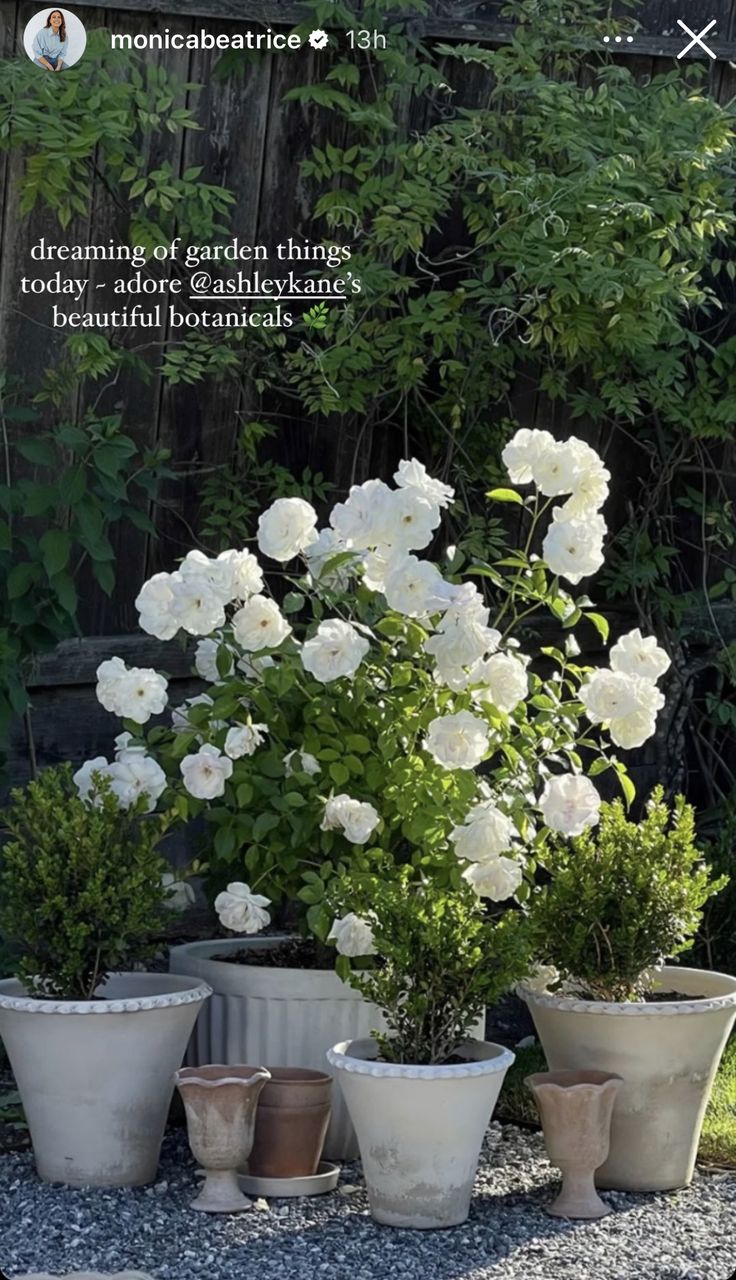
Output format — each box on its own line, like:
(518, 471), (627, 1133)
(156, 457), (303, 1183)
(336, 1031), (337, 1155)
(248, 1067), (332, 1178)
(526, 1070), (622, 1219)
(328, 1038), (514, 1229)
(521, 964), (736, 1191)
(169, 935), (483, 1161)
(0, 973), (211, 1187)
(175, 1064), (271, 1213)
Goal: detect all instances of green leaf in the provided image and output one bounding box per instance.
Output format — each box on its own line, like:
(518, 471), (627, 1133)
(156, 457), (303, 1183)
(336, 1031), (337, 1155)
(283, 591), (306, 614)
(6, 562), (40, 600)
(329, 762), (350, 786)
(253, 811), (280, 841)
(236, 782), (254, 808)
(52, 572), (78, 616)
(486, 488), (523, 505)
(617, 769), (636, 808)
(284, 792), (307, 808)
(585, 612), (610, 643)
(40, 530), (71, 578)
(15, 438), (56, 467)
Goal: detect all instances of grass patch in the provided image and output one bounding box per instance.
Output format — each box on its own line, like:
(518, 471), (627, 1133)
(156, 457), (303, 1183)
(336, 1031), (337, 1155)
(700, 1037), (736, 1167)
(498, 1037), (736, 1169)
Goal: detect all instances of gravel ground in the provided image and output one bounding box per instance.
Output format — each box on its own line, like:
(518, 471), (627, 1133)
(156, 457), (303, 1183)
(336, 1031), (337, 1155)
(2, 1125), (735, 1280)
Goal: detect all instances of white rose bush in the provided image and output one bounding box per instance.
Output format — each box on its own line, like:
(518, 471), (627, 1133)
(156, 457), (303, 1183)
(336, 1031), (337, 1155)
(77, 434), (670, 962)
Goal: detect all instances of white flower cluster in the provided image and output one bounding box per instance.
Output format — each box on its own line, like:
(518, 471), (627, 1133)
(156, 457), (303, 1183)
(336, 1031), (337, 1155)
(321, 794), (380, 844)
(73, 733), (166, 812)
(580, 627), (670, 749)
(503, 429), (609, 584)
(96, 658), (168, 725)
(450, 800), (524, 902)
(136, 548), (264, 641)
(81, 445), (671, 928)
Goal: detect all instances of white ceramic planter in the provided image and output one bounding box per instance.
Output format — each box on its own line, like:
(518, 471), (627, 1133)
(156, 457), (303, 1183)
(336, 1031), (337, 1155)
(521, 964), (736, 1192)
(327, 1037), (515, 1228)
(169, 935), (386, 1160)
(0, 972), (211, 1187)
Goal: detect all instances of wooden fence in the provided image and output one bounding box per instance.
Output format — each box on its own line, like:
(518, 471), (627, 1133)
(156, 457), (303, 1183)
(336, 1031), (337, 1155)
(1, 0), (735, 787)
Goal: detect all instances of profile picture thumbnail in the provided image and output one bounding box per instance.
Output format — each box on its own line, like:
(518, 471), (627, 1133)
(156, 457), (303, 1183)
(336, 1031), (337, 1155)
(23, 8), (87, 71)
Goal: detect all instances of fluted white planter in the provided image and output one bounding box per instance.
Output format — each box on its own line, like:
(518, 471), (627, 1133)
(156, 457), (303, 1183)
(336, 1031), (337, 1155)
(0, 972), (211, 1187)
(521, 965), (736, 1192)
(169, 935), (386, 1160)
(328, 1037), (514, 1229)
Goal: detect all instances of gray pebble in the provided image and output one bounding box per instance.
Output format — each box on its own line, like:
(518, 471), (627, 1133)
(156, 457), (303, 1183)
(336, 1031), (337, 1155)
(1, 1125), (734, 1280)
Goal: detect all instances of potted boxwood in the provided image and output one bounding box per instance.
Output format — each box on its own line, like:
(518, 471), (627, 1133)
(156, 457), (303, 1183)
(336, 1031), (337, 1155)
(521, 788), (736, 1193)
(83, 439), (669, 1158)
(0, 764), (211, 1187)
(325, 867), (527, 1228)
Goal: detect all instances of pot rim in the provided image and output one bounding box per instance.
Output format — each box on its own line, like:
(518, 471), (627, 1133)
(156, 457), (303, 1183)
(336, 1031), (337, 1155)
(518, 964), (736, 1017)
(326, 1037), (515, 1080)
(0, 972), (212, 1015)
(175, 1065), (271, 1088)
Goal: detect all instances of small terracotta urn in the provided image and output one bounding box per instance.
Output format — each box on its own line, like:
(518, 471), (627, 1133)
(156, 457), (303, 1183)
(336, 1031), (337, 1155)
(175, 1064), (270, 1212)
(248, 1067), (332, 1178)
(526, 1069), (623, 1219)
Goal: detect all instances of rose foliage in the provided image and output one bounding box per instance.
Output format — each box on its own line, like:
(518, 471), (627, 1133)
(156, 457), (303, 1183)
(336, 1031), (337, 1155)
(81, 434), (670, 956)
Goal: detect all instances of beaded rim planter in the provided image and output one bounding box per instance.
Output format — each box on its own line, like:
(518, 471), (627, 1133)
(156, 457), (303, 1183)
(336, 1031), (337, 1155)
(520, 964), (736, 1192)
(0, 972), (211, 1188)
(327, 1037), (514, 1229)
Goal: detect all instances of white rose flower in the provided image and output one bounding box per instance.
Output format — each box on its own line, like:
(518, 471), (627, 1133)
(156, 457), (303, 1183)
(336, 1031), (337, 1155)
(531, 439), (586, 497)
(539, 774), (601, 836)
(328, 912), (377, 957)
(607, 710), (660, 750)
(558, 440), (610, 518)
(107, 749), (167, 813)
(73, 756), (110, 802)
(257, 497), (318, 562)
(180, 744), (233, 799)
(162, 872), (196, 911)
(383, 488), (440, 552)
(284, 749), (321, 777)
(424, 710), (490, 771)
(394, 458), (455, 509)
(320, 794), (380, 844)
(425, 584), (500, 673)
(330, 479), (395, 550)
(171, 571), (227, 636)
(180, 549), (234, 601)
(542, 512), (606, 584)
(451, 801), (517, 862)
(580, 669), (664, 749)
(215, 882), (271, 934)
(216, 548), (264, 601)
(301, 619), (370, 682)
(232, 595), (292, 651)
(610, 628), (671, 683)
(194, 637), (231, 683)
(472, 651), (528, 714)
(502, 428), (556, 485)
(135, 572), (180, 640)
(384, 555), (448, 617)
(361, 547), (403, 592)
(523, 964), (560, 995)
(463, 856), (523, 901)
(96, 657), (168, 724)
(224, 723), (268, 759)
